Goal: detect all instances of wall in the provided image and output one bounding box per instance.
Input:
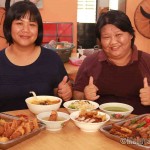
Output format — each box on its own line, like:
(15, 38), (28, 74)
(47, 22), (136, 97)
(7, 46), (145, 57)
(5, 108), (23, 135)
(126, 0), (150, 53)
(40, 0), (150, 53)
(39, 0), (77, 52)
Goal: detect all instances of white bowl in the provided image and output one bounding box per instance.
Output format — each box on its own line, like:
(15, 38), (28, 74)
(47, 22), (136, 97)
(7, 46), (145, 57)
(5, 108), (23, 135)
(25, 96), (62, 115)
(37, 111), (70, 131)
(99, 102), (134, 122)
(70, 111), (110, 132)
(63, 100), (99, 114)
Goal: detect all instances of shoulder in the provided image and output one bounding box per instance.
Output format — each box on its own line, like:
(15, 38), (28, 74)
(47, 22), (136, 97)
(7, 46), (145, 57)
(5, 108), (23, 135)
(139, 50), (150, 64)
(138, 50), (150, 71)
(78, 51), (103, 77)
(41, 46), (62, 61)
(82, 50), (104, 70)
(0, 49), (6, 57)
(0, 49), (5, 54)
(41, 46), (58, 56)
(140, 50), (150, 58)
(83, 51), (101, 64)
(138, 50), (150, 83)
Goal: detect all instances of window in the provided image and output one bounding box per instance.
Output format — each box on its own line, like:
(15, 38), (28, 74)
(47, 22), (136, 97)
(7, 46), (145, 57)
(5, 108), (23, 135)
(77, 0), (97, 23)
(109, 0), (119, 10)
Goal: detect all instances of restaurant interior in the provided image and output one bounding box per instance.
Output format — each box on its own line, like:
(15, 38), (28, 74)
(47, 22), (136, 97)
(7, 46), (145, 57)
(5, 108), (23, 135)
(0, 0), (150, 150)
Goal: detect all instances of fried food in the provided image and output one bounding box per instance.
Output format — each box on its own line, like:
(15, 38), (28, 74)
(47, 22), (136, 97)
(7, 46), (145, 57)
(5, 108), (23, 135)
(48, 110), (58, 121)
(76, 110), (106, 123)
(0, 137), (9, 142)
(109, 115), (150, 145)
(0, 116), (39, 142)
(0, 125), (4, 136)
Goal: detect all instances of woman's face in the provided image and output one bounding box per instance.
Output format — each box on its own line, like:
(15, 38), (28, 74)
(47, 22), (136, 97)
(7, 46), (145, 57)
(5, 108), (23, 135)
(11, 13), (38, 47)
(100, 24), (133, 59)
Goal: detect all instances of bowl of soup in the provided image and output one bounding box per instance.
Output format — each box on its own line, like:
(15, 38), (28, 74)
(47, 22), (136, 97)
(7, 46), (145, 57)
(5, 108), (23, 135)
(37, 111), (70, 131)
(99, 102), (134, 121)
(25, 96), (62, 115)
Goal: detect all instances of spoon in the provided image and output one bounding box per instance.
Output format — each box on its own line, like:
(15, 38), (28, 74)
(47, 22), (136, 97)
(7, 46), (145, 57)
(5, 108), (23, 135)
(29, 91), (38, 100)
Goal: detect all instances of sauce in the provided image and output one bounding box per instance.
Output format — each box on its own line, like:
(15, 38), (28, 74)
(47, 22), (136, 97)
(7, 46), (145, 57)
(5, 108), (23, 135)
(104, 106), (129, 112)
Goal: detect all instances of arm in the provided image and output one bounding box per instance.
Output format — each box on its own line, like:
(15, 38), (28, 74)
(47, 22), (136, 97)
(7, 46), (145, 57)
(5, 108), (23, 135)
(73, 90), (85, 100)
(73, 76), (99, 101)
(73, 55), (100, 101)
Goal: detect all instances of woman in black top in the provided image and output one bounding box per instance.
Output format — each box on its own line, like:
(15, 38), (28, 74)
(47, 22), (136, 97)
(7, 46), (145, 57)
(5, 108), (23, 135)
(0, 1), (72, 111)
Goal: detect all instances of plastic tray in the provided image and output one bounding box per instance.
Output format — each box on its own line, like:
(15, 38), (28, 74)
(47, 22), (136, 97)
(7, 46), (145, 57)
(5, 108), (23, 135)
(0, 113), (46, 149)
(100, 114), (150, 150)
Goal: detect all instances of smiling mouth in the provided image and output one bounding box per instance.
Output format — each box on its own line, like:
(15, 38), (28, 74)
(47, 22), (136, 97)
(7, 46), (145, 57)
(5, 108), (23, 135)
(20, 35), (30, 39)
(111, 47), (119, 51)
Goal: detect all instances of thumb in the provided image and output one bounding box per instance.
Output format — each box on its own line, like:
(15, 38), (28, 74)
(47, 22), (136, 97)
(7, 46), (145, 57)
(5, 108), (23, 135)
(59, 76), (68, 88)
(144, 77), (149, 88)
(89, 76), (94, 85)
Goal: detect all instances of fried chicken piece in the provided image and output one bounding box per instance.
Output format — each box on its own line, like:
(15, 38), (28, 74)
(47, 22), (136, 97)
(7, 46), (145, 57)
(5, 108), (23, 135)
(49, 110), (57, 121)
(0, 125), (5, 136)
(78, 110), (87, 118)
(31, 118), (39, 130)
(23, 122), (31, 134)
(10, 126), (25, 140)
(0, 119), (6, 125)
(11, 119), (23, 129)
(3, 122), (15, 138)
(0, 137), (9, 142)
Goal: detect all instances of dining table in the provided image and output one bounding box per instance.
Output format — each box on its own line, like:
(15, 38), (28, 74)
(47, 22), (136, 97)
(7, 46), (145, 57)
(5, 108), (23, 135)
(2, 108), (136, 150)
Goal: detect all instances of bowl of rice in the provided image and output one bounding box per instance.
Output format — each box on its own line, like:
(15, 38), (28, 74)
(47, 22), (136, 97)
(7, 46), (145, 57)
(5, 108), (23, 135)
(63, 100), (99, 113)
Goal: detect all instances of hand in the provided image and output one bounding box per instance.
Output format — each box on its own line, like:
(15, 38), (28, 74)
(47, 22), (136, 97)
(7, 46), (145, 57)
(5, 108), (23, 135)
(84, 76), (100, 101)
(57, 76), (72, 101)
(139, 77), (150, 105)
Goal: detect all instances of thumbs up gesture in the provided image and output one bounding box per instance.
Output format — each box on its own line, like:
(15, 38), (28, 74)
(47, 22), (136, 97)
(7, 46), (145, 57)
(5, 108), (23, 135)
(139, 77), (150, 105)
(57, 76), (72, 101)
(84, 76), (100, 101)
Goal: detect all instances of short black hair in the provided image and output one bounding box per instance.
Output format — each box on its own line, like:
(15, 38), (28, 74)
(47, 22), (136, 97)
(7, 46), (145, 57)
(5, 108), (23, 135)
(96, 10), (135, 48)
(3, 1), (43, 45)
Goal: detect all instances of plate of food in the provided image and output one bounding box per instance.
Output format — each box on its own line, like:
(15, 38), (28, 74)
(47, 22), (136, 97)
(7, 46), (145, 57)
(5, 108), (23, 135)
(70, 110), (110, 132)
(63, 100), (99, 113)
(0, 113), (46, 149)
(100, 114), (150, 150)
